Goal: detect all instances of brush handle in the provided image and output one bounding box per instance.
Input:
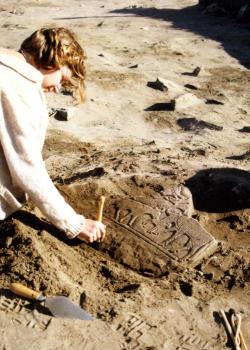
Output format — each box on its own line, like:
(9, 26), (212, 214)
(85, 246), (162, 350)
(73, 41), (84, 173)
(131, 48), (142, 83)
(97, 196), (106, 242)
(10, 283), (43, 301)
(97, 196), (105, 222)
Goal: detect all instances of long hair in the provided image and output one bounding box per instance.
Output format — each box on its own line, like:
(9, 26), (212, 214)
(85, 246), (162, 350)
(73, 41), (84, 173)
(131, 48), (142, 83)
(20, 27), (86, 103)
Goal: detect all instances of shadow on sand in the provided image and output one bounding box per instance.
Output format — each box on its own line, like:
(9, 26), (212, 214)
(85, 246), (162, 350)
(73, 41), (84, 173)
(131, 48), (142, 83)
(110, 5), (250, 69)
(185, 168), (250, 212)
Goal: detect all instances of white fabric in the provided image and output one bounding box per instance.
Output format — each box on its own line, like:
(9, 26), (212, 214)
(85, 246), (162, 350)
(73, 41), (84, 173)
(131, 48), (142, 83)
(0, 51), (86, 238)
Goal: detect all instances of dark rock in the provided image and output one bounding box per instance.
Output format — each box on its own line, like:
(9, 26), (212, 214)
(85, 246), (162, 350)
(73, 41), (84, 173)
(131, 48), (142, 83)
(50, 107), (76, 121)
(238, 126), (250, 133)
(79, 292), (87, 308)
(192, 67), (201, 77)
(63, 167), (106, 184)
(217, 215), (243, 230)
(100, 266), (114, 279)
(206, 99), (224, 105)
(147, 78), (168, 91)
(226, 150), (250, 161)
(145, 102), (173, 111)
(179, 281), (193, 296)
(115, 283), (140, 293)
(204, 273), (213, 280)
(129, 64), (138, 69)
(182, 67), (201, 77)
(184, 83), (199, 90)
(177, 117), (223, 131)
(147, 77), (186, 95)
(160, 170), (175, 176)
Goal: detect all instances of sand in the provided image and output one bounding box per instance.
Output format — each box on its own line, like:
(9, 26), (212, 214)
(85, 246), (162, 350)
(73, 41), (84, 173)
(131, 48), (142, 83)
(0, 0), (249, 349)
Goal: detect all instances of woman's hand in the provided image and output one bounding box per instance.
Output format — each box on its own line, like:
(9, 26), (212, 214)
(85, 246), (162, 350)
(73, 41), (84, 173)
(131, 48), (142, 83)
(77, 219), (106, 243)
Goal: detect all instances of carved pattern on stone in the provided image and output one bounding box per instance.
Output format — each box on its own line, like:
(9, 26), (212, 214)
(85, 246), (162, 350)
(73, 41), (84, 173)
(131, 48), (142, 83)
(163, 185), (194, 217)
(107, 198), (215, 264)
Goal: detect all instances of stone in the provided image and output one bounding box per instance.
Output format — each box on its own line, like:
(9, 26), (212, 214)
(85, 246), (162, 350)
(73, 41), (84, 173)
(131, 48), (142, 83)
(100, 188), (217, 276)
(5, 236), (13, 248)
(226, 150), (250, 161)
(177, 117), (223, 131)
(238, 126), (250, 133)
(205, 99), (224, 105)
(147, 77), (184, 94)
(129, 64), (138, 69)
(192, 67), (201, 77)
(50, 107), (76, 121)
(171, 93), (203, 111)
(115, 283), (140, 293)
(182, 67), (201, 77)
(147, 78), (168, 92)
(184, 83), (200, 90)
(145, 102), (173, 111)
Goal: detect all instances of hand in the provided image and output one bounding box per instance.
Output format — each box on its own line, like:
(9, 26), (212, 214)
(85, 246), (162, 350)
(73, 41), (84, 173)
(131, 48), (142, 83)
(77, 219), (106, 243)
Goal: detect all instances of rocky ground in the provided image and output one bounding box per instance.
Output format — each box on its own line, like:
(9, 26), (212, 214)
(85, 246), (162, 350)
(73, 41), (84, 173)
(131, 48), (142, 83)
(0, 0), (249, 349)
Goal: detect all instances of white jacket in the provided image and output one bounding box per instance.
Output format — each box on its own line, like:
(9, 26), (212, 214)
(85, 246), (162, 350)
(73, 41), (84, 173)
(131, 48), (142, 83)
(0, 51), (85, 238)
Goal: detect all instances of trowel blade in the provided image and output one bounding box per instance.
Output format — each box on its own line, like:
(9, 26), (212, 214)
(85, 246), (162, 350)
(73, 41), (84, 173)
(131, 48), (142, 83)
(45, 296), (93, 320)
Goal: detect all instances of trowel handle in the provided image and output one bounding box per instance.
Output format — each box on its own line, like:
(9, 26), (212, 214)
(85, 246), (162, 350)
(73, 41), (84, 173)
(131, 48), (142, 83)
(97, 196), (105, 222)
(10, 283), (43, 301)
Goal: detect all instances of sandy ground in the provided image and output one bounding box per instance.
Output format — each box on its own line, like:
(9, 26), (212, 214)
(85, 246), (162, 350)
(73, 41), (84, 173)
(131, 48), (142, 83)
(0, 0), (249, 349)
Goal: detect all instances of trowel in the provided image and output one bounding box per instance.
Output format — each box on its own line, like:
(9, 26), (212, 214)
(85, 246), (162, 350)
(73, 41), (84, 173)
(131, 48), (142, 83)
(10, 283), (93, 320)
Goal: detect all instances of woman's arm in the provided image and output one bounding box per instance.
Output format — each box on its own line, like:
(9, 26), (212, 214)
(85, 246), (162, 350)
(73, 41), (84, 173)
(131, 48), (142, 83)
(0, 86), (105, 241)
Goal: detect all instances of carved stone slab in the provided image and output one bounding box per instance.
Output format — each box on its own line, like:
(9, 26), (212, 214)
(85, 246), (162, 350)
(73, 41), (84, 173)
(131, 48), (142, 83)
(102, 195), (217, 276)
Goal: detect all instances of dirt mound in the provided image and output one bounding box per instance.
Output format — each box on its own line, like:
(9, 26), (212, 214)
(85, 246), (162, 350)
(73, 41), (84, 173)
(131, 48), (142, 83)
(0, 172), (249, 348)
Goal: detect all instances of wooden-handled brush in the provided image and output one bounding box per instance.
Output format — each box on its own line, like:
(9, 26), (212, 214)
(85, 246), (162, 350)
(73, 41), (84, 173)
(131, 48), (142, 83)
(97, 196), (106, 241)
(97, 195), (105, 222)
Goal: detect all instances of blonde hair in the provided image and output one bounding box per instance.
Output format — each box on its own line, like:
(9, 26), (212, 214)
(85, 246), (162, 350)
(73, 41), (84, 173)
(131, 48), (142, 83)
(20, 27), (86, 103)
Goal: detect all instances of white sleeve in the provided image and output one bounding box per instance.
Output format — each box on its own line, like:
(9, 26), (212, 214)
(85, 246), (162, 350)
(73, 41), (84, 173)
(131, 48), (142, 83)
(0, 88), (85, 238)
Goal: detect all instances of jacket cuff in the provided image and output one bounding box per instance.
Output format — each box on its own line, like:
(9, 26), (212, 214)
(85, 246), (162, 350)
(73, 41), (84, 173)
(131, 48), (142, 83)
(64, 215), (86, 239)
